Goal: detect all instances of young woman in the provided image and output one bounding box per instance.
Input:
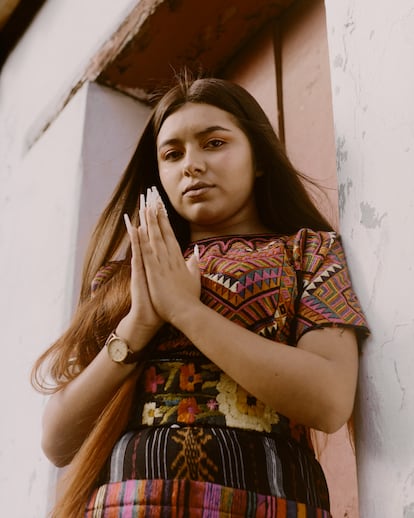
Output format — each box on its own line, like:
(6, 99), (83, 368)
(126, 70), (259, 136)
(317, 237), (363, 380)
(32, 75), (369, 517)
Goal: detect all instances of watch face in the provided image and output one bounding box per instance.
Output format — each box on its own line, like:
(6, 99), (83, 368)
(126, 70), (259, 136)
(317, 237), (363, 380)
(107, 337), (128, 362)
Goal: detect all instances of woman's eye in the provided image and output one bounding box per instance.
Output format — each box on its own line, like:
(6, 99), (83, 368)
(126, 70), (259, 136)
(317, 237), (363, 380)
(163, 150), (182, 161)
(206, 139), (224, 148)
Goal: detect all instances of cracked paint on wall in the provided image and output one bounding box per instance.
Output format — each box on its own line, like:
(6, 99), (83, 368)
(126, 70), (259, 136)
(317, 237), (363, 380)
(338, 177), (353, 218)
(360, 201), (387, 228)
(404, 503), (414, 518)
(336, 135), (348, 172)
(403, 469), (414, 515)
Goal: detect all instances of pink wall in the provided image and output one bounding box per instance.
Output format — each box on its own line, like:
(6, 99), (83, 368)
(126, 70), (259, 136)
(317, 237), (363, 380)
(225, 2), (359, 516)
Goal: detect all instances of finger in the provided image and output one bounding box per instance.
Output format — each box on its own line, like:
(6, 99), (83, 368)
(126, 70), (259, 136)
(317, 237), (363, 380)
(139, 193), (147, 233)
(156, 206), (183, 258)
(146, 205), (168, 261)
(124, 213), (144, 274)
(137, 221), (155, 268)
(123, 213), (133, 233)
(186, 250), (200, 279)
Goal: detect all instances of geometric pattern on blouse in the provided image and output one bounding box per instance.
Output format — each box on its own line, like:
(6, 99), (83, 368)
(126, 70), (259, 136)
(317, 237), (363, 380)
(92, 229), (369, 443)
(194, 236), (297, 341)
(292, 229), (369, 339)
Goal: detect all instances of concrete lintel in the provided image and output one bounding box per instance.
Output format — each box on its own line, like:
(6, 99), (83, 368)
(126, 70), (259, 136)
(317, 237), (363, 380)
(26, 0), (294, 151)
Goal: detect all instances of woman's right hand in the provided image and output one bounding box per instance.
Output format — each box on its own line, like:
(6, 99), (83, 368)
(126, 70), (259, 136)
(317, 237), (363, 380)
(117, 214), (164, 350)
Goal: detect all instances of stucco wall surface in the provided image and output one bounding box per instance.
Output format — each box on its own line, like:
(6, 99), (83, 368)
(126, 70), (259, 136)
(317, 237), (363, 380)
(325, 1), (414, 516)
(0, 2), (150, 514)
(0, 0), (139, 164)
(0, 84), (89, 518)
(0, 79), (148, 517)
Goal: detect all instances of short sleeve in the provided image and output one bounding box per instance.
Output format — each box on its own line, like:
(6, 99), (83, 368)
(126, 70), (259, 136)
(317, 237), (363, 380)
(292, 229), (369, 341)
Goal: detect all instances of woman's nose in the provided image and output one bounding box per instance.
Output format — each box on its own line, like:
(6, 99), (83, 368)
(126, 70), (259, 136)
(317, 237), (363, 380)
(182, 149), (205, 176)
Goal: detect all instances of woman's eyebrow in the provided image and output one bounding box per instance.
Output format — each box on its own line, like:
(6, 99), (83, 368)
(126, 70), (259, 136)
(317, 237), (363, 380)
(158, 125), (231, 149)
(195, 125), (232, 138)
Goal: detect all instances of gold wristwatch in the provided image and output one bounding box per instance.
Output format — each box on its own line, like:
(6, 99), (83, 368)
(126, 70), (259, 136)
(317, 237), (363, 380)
(105, 331), (139, 364)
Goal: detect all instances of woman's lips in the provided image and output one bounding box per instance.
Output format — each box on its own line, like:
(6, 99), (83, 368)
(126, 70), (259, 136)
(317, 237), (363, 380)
(182, 184), (214, 198)
(183, 186), (213, 198)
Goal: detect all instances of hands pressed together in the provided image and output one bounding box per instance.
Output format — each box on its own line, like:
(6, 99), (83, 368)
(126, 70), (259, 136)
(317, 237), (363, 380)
(122, 187), (201, 344)
(114, 189), (359, 435)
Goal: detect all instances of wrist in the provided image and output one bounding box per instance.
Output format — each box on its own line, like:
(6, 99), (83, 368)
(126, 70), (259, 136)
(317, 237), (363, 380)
(168, 299), (205, 332)
(116, 314), (161, 352)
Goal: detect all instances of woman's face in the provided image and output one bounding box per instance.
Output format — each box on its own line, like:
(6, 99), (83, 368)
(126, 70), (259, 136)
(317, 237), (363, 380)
(156, 102), (264, 239)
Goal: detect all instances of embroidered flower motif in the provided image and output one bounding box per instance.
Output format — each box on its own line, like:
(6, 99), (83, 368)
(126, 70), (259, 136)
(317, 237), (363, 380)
(179, 363), (203, 392)
(216, 374), (279, 432)
(206, 399), (218, 411)
(144, 366), (165, 394)
(142, 402), (163, 425)
(177, 397), (200, 424)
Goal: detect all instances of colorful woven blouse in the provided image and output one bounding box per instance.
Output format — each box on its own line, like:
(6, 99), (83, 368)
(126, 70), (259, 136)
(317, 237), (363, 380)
(86, 229), (369, 518)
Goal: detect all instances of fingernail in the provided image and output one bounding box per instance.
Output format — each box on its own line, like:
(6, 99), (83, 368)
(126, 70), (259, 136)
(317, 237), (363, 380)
(123, 213), (132, 232)
(146, 188), (153, 208)
(152, 185), (168, 215)
(140, 192), (147, 231)
(150, 186), (158, 211)
(194, 244), (200, 261)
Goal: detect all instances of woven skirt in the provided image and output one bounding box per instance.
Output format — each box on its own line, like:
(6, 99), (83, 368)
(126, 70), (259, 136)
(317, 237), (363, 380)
(86, 426), (331, 517)
(86, 479), (331, 517)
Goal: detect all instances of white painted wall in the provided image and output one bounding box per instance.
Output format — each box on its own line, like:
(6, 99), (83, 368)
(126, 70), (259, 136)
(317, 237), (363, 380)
(0, 0), (138, 163)
(325, 1), (414, 516)
(0, 83), (89, 518)
(0, 2), (150, 515)
(0, 80), (149, 518)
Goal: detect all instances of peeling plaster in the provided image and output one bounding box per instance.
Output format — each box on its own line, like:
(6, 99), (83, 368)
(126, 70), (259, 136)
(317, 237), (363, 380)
(344, 6), (356, 35)
(404, 471), (414, 515)
(338, 177), (353, 218)
(336, 135), (348, 172)
(333, 53), (344, 68)
(393, 360), (407, 410)
(360, 201), (387, 228)
(404, 503), (414, 518)
(381, 322), (410, 350)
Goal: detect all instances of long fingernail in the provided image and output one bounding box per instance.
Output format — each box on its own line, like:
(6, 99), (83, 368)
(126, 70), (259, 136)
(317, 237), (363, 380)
(150, 186), (158, 211)
(146, 188), (153, 208)
(152, 185), (168, 215)
(194, 244), (200, 261)
(140, 192), (147, 231)
(123, 213), (132, 232)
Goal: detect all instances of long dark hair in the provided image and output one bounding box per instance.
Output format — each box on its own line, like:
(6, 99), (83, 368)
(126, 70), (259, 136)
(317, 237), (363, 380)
(32, 73), (333, 517)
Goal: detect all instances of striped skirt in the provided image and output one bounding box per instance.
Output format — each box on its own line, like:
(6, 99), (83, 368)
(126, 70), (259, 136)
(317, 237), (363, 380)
(86, 426), (331, 517)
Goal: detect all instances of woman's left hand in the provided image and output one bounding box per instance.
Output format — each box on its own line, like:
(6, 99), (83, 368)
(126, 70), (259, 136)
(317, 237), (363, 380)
(138, 202), (201, 324)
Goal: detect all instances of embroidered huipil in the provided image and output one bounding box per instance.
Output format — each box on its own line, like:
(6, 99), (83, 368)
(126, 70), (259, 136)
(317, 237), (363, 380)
(87, 229), (369, 517)
(130, 230), (367, 436)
